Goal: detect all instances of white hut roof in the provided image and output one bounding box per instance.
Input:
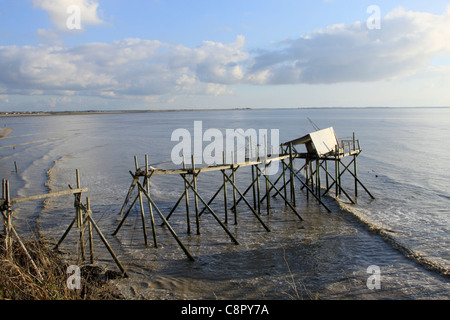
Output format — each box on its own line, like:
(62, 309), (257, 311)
(283, 127), (338, 157)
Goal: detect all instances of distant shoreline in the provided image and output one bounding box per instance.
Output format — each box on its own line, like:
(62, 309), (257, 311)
(0, 108), (251, 117)
(1, 106), (449, 117)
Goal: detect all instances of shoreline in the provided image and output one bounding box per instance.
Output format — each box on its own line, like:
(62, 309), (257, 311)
(1, 106), (450, 117)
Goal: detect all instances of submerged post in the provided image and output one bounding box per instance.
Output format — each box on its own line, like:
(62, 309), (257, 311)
(75, 169), (85, 261)
(231, 152), (237, 224)
(134, 156), (148, 246)
(264, 135), (270, 215)
(182, 156), (191, 233)
(222, 152), (228, 224)
(192, 155), (200, 234)
(289, 143), (296, 207)
(146, 154), (158, 247)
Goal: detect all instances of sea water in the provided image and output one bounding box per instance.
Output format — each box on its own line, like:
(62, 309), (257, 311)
(0, 108), (448, 299)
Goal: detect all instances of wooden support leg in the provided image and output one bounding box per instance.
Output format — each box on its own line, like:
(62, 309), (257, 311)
(146, 155), (158, 247)
(192, 155), (200, 234)
(180, 175), (239, 244)
(285, 165), (332, 213)
(112, 191), (141, 236)
(136, 181), (195, 261)
(222, 152), (228, 224)
(255, 166), (303, 221)
(134, 157), (148, 246)
(221, 171), (271, 232)
(75, 169), (85, 261)
(289, 143), (296, 207)
(231, 153), (237, 224)
(86, 210), (129, 277)
(183, 156), (191, 233)
(86, 197), (94, 264)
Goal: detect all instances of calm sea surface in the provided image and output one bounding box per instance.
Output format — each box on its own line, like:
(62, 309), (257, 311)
(0, 108), (449, 299)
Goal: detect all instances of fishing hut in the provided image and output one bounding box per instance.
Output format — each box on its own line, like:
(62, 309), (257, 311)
(114, 127), (374, 261)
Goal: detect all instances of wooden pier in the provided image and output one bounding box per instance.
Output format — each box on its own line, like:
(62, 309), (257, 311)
(114, 127), (374, 261)
(1, 126), (374, 268)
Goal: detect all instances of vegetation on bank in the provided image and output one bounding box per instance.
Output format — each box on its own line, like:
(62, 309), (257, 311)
(0, 236), (123, 300)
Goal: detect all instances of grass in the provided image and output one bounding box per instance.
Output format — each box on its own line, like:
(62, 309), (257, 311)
(282, 247), (319, 300)
(0, 235), (123, 300)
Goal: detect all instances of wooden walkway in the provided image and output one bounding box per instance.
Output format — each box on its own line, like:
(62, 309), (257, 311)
(114, 132), (374, 261)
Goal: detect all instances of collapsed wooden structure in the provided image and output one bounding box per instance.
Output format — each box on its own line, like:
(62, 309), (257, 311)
(114, 127), (374, 261)
(1, 170), (128, 279)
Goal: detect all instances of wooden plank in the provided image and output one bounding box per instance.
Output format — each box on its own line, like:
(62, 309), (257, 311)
(139, 154), (292, 176)
(10, 188), (88, 204)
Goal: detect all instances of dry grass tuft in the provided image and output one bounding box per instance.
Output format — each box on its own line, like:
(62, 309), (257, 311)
(0, 235), (123, 300)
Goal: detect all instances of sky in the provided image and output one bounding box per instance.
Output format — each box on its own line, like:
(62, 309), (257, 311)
(0, 0), (450, 111)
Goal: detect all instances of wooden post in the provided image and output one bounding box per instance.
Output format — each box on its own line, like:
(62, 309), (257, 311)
(320, 161), (356, 204)
(86, 211), (129, 276)
(75, 169), (85, 261)
(86, 197), (94, 264)
(134, 156), (148, 246)
(316, 158), (321, 200)
(335, 145), (339, 197)
(222, 152), (228, 224)
(0, 206), (44, 282)
(264, 135), (270, 215)
(113, 190), (140, 236)
(250, 137), (257, 210)
(289, 167), (332, 213)
(221, 172), (270, 232)
(183, 156), (191, 234)
(256, 163), (261, 215)
(282, 159), (288, 206)
(118, 178), (138, 217)
(231, 151), (237, 224)
(192, 155), (200, 234)
(289, 143), (296, 207)
(136, 181), (195, 261)
(146, 155), (158, 247)
(180, 175), (239, 245)
(255, 166), (303, 221)
(305, 160), (309, 200)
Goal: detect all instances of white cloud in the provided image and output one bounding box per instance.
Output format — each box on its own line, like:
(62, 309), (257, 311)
(1, 6), (450, 108)
(245, 6), (450, 85)
(32, 0), (103, 31)
(0, 36), (247, 98)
